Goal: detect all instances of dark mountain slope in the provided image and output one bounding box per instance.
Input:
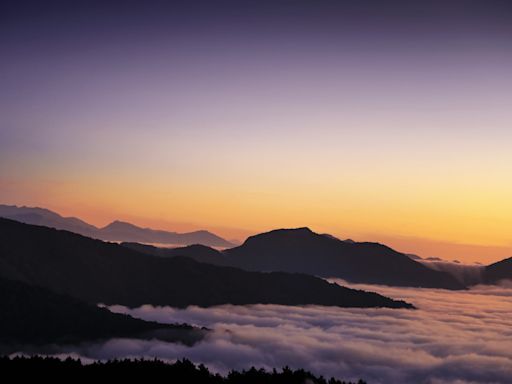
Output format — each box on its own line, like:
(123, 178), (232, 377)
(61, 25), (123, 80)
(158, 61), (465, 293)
(225, 228), (465, 289)
(121, 242), (230, 266)
(0, 277), (204, 347)
(122, 228), (465, 289)
(483, 256), (512, 284)
(0, 218), (412, 309)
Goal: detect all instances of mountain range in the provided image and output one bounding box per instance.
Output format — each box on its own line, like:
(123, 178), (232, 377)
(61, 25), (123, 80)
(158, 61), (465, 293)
(0, 205), (234, 248)
(0, 218), (412, 310)
(4, 204), (509, 296)
(124, 230), (512, 288)
(123, 228), (466, 289)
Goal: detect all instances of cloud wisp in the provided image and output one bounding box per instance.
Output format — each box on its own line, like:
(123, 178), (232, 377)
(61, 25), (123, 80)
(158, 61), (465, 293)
(417, 259), (485, 286)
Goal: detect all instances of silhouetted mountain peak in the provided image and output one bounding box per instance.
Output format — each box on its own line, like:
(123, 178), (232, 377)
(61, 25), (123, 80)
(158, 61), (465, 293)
(189, 230), (211, 235)
(237, 228), (334, 252)
(273, 227), (314, 233)
(240, 228), (402, 254)
(0, 217), (412, 309)
(243, 227), (320, 244)
(293, 226), (314, 233)
(0, 204), (57, 217)
(0, 204), (98, 235)
(225, 226), (466, 290)
(103, 220), (141, 230)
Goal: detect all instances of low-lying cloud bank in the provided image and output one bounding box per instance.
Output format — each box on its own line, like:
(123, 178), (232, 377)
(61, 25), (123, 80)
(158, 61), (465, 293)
(18, 283), (512, 384)
(417, 259), (485, 286)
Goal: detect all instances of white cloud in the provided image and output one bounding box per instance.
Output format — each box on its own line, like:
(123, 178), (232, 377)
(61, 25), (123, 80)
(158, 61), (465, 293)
(18, 283), (512, 384)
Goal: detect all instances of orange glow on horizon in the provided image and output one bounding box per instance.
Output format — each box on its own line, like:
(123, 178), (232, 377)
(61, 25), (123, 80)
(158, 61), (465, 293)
(2, 180), (510, 265)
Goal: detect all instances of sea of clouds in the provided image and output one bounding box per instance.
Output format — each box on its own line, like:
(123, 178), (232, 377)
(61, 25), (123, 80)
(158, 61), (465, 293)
(25, 281), (512, 384)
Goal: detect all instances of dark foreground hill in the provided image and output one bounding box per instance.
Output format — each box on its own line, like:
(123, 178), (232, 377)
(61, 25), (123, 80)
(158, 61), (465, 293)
(0, 204), (233, 247)
(0, 218), (412, 309)
(0, 277), (205, 349)
(125, 228), (465, 289)
(0, 357), (366, 384)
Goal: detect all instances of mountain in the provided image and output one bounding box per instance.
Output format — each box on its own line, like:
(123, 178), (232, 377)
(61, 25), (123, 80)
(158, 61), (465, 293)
(223, 228), (465, 289)
(483, 256), (512, 284)
(0, 205), (98, 237)
(122, 228), (464, 290)
(100, 220), (233, 247)
(0, 204), (233, 247)
(122, 242), (231, 266)
(0, 218), (412, 309)
(0, 276), (205, 348)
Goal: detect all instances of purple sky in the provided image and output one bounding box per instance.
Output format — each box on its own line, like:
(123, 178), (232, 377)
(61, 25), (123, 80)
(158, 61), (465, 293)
(1, 1), (512, 261)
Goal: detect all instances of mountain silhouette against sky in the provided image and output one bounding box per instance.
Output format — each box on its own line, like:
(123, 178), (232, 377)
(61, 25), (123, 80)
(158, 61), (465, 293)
(0, 204), (233, 248)
(483, 256), (512, 284)
(124, 228), (466, 290)
(225, 228), (465, 289)
(0, 218), (412, 309)
(7, 204), (504, 290)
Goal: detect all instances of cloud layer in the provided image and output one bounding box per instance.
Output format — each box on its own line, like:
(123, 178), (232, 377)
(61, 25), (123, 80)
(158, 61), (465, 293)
(417, 259), (485, 286)
(21, 283), (512, 384)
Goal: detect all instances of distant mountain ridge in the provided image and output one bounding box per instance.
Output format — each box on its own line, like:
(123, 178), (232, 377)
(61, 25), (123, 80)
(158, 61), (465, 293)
(0, 204), (233, 248)
(124, 227), (466, 290)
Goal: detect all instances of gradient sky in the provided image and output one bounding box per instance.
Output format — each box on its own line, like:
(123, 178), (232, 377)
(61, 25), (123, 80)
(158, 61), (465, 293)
(1, 1), (512, 263)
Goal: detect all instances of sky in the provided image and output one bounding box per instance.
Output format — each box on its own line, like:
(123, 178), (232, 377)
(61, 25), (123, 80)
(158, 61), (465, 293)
(1, 1), (512, 263)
